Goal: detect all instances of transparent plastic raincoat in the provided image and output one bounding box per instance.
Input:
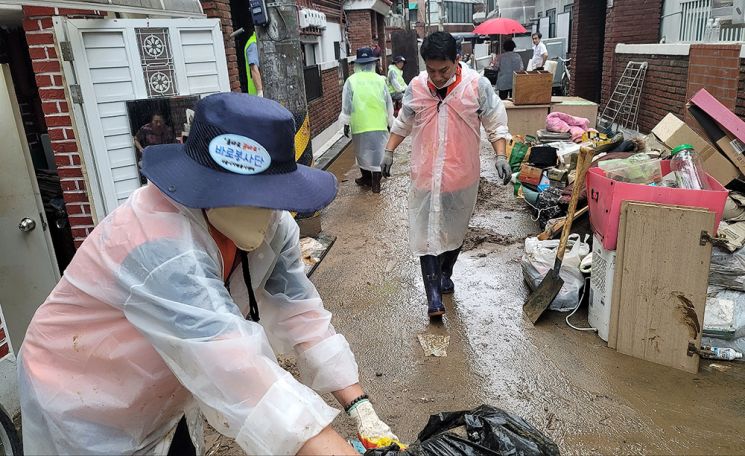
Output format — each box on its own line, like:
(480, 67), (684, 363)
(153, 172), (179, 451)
(18, 184), (359, 455)
(391, 67), (509, 256)
(338, 62), (393, 172)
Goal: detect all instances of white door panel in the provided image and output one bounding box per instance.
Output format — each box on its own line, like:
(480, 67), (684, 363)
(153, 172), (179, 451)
(58, 18), (230, 216)
(0, 65), (60, 355)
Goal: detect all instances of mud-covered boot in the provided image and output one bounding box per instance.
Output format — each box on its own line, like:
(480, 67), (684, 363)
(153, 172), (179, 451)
(355, 169), (372, 187)
(439, 246), (462, 294)
(371, 171), (382, 193)
(420, 255), (445, 318)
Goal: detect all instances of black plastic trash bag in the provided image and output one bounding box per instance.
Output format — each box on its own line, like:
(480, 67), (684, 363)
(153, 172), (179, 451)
(366, 405), (559, 456)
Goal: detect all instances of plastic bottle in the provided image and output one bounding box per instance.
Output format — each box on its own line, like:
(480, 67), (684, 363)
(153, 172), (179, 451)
(670, 144), (711, 190)
(700, 345), (743, 361)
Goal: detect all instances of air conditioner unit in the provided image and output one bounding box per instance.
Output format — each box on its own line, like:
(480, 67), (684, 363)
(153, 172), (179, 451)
(711, 0), (745, 25)
(318, 12), (327, 29)
(298, 9), (311, 28)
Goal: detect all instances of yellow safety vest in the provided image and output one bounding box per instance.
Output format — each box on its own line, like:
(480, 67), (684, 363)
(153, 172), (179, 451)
(387, 65), (406, 94)
(244, 33), (258, 95)
(349, 71), (388, 134)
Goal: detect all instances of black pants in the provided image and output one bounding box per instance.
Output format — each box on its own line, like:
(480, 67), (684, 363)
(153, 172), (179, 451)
(167, 416), (196, 456)
(498, 89), (512, 100)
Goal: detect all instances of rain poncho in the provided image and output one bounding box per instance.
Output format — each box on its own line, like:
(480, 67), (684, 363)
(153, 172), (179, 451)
(391, 67), (510, 255)
(339, 63), (393, 172)
(18, 183), (359, 455)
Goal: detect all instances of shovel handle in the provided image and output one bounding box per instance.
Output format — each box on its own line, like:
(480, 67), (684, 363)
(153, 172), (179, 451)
(555, 146), (593, 268)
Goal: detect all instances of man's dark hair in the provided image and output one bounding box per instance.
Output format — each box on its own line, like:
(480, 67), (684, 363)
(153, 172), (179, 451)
(532, 32), (542, 39)
(503, 39), (516, 52)
(420, 32), (457, 62)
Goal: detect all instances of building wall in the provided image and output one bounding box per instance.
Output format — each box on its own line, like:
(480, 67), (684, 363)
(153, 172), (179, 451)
(568, 0), (605, 103)
(348, 9), (375, 52)
(22, 6), (104, 247)
(600, 0), (663, 109)
(201, 0), (241, 91)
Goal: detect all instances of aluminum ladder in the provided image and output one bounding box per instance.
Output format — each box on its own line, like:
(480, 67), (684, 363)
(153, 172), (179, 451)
(597, 61), (648, 134)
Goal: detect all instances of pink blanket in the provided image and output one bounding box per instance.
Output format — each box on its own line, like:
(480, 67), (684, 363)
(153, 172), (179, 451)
(546, 112), (594, 142)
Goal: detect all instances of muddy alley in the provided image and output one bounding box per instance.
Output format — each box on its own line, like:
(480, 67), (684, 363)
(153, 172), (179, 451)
(206, 136), (745, 456)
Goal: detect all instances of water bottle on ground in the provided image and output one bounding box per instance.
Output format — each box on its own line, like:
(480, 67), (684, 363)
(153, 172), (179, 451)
(700, 345), (743, 361)
(670, 144), (711, 190)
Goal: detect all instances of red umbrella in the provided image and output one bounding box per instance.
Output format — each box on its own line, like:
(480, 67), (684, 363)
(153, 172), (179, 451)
(473, 18), (527, 36)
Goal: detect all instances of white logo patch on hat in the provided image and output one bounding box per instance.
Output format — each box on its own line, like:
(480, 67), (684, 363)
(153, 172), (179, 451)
(209, 134), (271, 175)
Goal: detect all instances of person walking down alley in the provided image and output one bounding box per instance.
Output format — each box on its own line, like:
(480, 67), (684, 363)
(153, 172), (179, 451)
(17, 93), (401, 455)
(340, 47), (393, 194)
(244, 31), (263, 96)
(387, 56), (407, 117)
(381, 32), (511, 318)
(493, 39), (524, 100)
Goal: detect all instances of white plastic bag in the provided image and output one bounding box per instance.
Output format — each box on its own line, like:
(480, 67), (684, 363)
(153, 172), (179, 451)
(521, 234), (590, 311)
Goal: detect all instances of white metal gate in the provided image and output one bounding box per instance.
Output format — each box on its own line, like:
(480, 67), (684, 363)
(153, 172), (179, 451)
(54, 18), (230, 217)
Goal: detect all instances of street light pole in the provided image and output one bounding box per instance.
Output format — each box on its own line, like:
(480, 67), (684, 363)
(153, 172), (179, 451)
(254, 0), (313, 166)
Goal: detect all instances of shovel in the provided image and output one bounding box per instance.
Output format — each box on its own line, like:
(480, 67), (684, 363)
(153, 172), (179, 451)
(523, 146), (594, 324)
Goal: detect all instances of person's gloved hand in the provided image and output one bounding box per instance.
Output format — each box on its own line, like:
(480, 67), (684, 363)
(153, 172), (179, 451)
(256, 90), (263, 98)
(495, 155), (511, 185)
(344, 124), (350, 138)
(348, 399), (404, 450)
(381, 150), (394, 178)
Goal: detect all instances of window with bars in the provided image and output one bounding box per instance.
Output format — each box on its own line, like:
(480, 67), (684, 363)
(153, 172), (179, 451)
(547, 8), (556, 38)
(444, 1), (474, 24)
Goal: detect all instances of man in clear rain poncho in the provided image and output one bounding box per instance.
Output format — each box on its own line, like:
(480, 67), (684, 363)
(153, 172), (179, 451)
(381, 32), (512, 318)
(340, 47), (393, 194)
(17, 93), (400, 455)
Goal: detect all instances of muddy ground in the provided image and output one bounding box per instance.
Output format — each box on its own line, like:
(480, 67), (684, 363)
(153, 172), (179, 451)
(206, 137), (745, 455)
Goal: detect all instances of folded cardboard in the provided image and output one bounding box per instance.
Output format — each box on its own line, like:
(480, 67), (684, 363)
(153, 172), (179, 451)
(687, 104), (742, 184)
(690, 88), (745, 145)
(715, 135), (745, 176)
(700, 146), (741, 185)
(652, 113), (711, 153)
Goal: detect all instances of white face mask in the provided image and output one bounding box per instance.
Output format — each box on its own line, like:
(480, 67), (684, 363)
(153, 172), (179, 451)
(206, 206), (278, 251)
(429, 71), (457, 90)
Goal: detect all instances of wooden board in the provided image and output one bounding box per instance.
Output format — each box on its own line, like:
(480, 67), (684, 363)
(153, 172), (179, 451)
(610, 202), (713, 373)
(502, 100), (550, 137)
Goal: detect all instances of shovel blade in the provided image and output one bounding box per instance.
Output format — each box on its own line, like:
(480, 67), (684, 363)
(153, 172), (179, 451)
(523, 269), (564, 324)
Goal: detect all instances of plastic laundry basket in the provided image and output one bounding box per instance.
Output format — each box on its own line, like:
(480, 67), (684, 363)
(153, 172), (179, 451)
(587, 160), (728, 251)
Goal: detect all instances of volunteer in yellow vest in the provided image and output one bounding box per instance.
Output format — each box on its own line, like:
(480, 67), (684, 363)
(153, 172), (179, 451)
(244, 32), (263, 96)
(339, 47), (393, 193)
(387, 56), (406, 116)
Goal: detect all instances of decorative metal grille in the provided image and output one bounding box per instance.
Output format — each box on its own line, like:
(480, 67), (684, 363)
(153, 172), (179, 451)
(136, 27), (178, 97)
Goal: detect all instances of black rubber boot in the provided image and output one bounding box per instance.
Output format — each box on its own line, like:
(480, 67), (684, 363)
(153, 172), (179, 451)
(371, 171), (382, 193)
(355, 169), (372, 187)
(439, 246), (462, 294)
(420, 255), (445, 318)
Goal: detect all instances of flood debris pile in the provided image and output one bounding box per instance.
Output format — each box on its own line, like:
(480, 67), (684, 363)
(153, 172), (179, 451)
(510, 87), (745, 373)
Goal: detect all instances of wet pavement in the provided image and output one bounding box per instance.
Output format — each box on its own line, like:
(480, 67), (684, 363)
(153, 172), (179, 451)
(207, 136), (745, 455)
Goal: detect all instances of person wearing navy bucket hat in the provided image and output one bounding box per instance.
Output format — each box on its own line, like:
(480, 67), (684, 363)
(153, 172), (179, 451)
(17, 92), (402, 455)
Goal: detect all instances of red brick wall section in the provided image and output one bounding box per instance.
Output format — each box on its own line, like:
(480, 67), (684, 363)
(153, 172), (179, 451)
(737, 59), (745, 120)
(376, 12), (386, 68)
(612, 52), (689, 134)
(568, 0), (605, 103)
(686, 44), (740, 111)
(308, 66), (344, 137)
(347, 10), (374, 53)
(601, 0), (663, 110)
(201, 0), (240, 92)
(23, 6), (103, 248)
(0, 316), (8, 359)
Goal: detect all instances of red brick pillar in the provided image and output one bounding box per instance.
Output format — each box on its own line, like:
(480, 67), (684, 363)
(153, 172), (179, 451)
(22, 6), (102, 248)
(568, 0), (606, 103)
(201, 0), (240, 91)
(347, 10), (374, 54)
(600, 0), (663, 110)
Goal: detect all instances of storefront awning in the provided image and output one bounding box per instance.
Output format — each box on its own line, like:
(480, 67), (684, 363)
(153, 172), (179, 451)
(12, 0), (203, 17)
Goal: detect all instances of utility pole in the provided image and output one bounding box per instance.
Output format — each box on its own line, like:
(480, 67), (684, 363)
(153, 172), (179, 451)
(254, 0), (313, 167)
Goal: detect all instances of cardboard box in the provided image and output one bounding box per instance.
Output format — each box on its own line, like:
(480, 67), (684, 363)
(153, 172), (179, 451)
(690, 88), (745, 145)
(716, 136), (745, 176)
(652, 113), (711, 153)
(512, 71), (553, 105)
(700, 145), (741, 185)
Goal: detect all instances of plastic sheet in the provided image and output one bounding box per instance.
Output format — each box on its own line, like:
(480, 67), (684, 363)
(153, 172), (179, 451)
(365, 405), (560, 456)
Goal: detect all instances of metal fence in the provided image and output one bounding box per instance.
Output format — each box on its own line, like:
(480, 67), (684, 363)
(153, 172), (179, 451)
(680, 0), (745, 41)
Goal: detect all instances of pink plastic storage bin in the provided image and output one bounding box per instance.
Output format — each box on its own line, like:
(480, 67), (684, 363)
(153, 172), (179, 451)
(587, 160), (727, 250)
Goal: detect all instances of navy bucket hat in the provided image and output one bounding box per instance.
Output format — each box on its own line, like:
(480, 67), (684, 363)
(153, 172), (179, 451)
(141, 93), (337, 212)
(355, 47), (379, 64)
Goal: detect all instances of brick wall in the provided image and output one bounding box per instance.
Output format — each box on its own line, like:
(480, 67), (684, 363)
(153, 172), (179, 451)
(23, 6), (103, 248)
(686, 44), (740, 110)
(376, 12), (386, 68)
(568, 0), (605, 103)
(0, 314), (8, 359)
(347, 10), (374, 53)
(201, 0), (240, 92)
(737, 60), (745, 120)
(612, 52), (689, 133)
(601, 0), (663, 109)
(308, 65), (344, 137)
